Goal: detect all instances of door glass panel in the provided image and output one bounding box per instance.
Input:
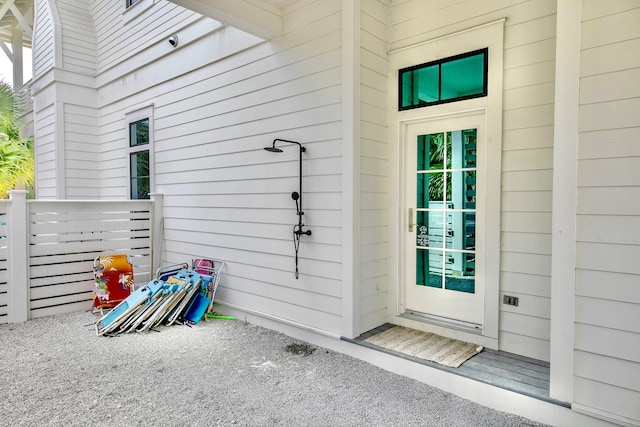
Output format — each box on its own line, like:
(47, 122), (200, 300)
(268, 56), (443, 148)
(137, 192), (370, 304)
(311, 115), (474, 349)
(415, 128), (477, 293)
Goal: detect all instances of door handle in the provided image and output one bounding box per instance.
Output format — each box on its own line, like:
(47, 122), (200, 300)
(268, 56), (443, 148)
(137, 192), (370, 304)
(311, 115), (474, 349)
(408, 208), (415, 232)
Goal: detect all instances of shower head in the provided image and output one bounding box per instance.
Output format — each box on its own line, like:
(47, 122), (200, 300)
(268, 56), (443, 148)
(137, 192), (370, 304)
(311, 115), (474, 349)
(264, 138), (306, 154)
(264, 146), (283, 153)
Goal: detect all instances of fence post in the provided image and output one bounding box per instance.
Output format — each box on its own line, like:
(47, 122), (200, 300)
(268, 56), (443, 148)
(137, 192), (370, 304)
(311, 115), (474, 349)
(7, 190), (29, 323)
(150, 193), (163, 275)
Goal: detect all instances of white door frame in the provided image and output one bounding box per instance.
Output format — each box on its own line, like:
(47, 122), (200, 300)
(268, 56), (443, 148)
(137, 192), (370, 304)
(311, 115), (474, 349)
(400, 111), (486, 330)
(388, 20), (504, 347)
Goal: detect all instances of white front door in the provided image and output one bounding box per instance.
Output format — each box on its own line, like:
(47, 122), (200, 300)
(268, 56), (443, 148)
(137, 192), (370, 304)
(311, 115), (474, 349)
(403, 112), (485, 328)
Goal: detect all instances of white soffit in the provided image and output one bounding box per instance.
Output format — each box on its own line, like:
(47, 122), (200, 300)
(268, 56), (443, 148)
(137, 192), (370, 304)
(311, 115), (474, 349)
(168, 0), (284, 40)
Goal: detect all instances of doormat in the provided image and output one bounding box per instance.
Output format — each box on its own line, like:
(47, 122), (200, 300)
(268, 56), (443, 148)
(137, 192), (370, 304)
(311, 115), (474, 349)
(364, 325), (483, 368)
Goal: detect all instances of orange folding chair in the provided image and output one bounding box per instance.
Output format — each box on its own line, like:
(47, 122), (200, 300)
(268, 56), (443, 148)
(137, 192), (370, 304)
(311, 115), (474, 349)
(92, 254), (135, 314)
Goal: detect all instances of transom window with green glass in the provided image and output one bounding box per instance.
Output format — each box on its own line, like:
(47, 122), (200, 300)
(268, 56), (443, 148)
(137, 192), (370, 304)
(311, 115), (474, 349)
(399, 48), (487, 110)
(415, 128), (477, 293)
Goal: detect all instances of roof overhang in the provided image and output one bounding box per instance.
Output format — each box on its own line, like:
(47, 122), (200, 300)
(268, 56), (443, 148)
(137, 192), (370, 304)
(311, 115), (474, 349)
(168, 0), (284, 40)
(0, 0), (33, 47)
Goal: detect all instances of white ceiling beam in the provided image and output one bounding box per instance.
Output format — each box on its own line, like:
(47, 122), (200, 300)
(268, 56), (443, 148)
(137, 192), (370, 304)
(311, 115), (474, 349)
(169, 0), (283, 40)
(0, 0), (14, 22)
(8, 2), (32, 38)
(0, 39), (13, 61)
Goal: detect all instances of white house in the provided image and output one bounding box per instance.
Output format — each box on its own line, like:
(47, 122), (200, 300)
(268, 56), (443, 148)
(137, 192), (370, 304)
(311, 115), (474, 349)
(24, 0), (640, 425)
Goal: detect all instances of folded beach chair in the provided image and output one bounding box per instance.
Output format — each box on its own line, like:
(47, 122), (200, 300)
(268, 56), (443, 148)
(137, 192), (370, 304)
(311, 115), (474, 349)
(95, 278), (165, 336)
(92, 254), (135, 314)
(182, 258), (225, 324)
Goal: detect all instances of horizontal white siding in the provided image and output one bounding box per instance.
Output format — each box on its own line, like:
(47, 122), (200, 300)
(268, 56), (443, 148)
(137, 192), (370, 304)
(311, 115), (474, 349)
(574, 2), (640, 424)
(57, 0), (97, 76)
(499, 0), (556, 362)
(390, 0), (557, 361)
(92, 0), (200, 75)
(63, 104), (100, 198)
(359, 0), (389, 334)
(33, 101), (58, 199)
(88, 0), (346, 334)
(33, 0), (55, 77)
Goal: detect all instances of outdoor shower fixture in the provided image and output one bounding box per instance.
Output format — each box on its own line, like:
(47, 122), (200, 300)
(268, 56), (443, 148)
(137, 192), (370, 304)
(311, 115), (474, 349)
(264, 138), (312, 279)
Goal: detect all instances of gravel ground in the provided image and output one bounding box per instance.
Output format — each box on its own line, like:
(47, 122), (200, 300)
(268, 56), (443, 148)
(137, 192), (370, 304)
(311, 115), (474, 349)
(0, 311), (547, 427)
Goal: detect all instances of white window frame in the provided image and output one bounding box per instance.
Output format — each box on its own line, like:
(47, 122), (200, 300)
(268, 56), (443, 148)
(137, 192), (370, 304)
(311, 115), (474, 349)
(389, 19), (504, 344)
(126, 105), (154, 200)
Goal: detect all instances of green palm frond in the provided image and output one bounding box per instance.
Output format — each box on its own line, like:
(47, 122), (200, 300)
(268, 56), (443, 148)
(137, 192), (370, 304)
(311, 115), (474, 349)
(0, 139), (34, 198)
(0, 82), (34, 198)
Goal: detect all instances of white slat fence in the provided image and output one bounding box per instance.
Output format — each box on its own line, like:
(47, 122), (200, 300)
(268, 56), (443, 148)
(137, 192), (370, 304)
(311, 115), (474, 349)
(0, 191), (163, 324)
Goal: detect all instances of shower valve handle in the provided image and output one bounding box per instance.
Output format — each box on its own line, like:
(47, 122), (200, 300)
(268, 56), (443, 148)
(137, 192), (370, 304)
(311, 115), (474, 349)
(295, 227), (312, 236)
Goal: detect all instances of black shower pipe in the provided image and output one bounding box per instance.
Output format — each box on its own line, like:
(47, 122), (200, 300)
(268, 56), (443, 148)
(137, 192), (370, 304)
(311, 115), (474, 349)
(264, 138), (312, 237)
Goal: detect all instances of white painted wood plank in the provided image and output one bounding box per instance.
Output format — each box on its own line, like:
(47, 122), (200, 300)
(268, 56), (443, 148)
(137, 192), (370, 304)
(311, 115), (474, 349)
(578, 157), (640, 187)
(361, 6), (387, 42)
(577, 215), (640, 245)
(30, 271), (93, 288)
(219, 286), (342, 334)
(579, 98), (640, 132)
(502, 212), (552, 234)
(500, 271), (550, 298)
(581, 68), (640, 105)
(576, 269), (640, 304)
(581, 7), (640, 49)
(30, 292), (93, 309)
(576, 296), (640, 334)
(501, 252), (551, 277)
(577, 242), (640, 275)
(390, 0), (554, 52)
(582, 0), (640, 21)
(504, 38), (555, 70)
(504, 83), (555, 110)
(579, 127), (640, 160)
(573, 377), (640, 424)
(222, 278), (342, 317)
(499, 330), (550, 362)
(503, 104), (555, 130)
(499, 311), (550, 341)
(154, 58), (342, 128)
(502, 148), (553, 171)
(503, 60), (555, 90)
(30, 301), (92, 318)
(575, 350), (640, 392)
(504, 13), (556, 49)
(581, 38), (640, 77)
(164, 235), (341, 279)
(575, 323), (640, 363)
(30, 282), (94, 300)
(502, 170), (553, 192)
(501, 232), (551, 256)
(565, 194), (597, 244)
(503, 126), (554, 151)
(30, 239), (151, 258)
(502, 191), (552, 213)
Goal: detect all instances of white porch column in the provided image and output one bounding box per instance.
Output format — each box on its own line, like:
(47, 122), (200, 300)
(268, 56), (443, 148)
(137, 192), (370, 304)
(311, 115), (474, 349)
(7, 190), (29, 323)
(341, 0), (361, 338)
(11, 27), (23, 88)
(549, 0), (582, 403)
(150, 193), (164, 275)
